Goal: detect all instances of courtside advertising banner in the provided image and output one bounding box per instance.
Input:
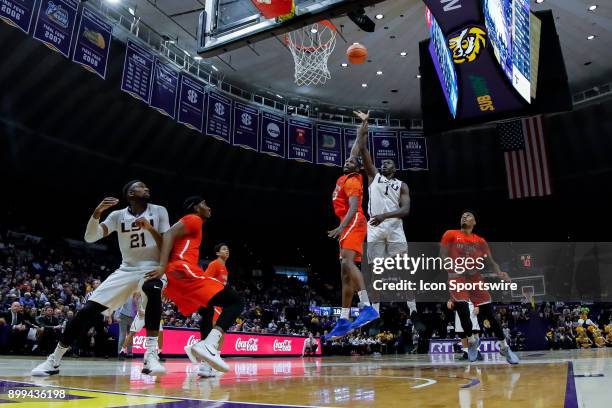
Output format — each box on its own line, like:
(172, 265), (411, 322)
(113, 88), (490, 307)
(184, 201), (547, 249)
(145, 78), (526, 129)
(131, 329), (322, 356)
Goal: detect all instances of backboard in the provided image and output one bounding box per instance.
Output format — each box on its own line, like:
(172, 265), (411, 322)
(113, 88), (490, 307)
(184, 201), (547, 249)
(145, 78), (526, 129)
(197, 0), (387, 57)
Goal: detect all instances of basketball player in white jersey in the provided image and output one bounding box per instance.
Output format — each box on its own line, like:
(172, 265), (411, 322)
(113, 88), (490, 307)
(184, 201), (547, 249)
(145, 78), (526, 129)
(32, 180), (169, 376)
(354, 111), (416, 316)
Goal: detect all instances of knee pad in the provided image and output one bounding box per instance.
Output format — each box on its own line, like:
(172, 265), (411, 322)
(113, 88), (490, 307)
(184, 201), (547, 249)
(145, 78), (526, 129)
(141, 279), (163, 297)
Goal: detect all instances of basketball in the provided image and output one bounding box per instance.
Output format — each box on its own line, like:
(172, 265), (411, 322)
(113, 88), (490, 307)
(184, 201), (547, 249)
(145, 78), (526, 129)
(347, 43), (368, 64)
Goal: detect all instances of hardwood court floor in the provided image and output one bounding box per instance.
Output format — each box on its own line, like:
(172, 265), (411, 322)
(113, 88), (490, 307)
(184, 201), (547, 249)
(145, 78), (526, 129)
(0, 349), (610, 407)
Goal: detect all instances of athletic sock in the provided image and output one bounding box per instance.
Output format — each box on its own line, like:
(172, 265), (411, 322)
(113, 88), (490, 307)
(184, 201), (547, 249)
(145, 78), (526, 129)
(120, 347), (127, 354)
(358, 290), (371, 307)
(203, 328), (223, 348)
(145, 336), (158, 354)
(51, 343), (69, 361)
(341, 308), (350, 320)
(372, 303), (380, 313)
(406, 300), (417, 315)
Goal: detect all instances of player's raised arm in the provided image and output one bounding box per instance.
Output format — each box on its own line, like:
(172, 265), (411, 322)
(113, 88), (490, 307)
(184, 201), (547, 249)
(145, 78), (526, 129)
(369, 183), (411, 226)
(84, 197), (119, 243)
(349, 110), (369, 159)
(146, 220), (187, 280)
(354, 111), (377, 183)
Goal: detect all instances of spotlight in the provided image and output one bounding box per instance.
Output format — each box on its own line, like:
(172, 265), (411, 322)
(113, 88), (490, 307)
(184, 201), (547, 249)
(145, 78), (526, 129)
(588, 5), (597, 11)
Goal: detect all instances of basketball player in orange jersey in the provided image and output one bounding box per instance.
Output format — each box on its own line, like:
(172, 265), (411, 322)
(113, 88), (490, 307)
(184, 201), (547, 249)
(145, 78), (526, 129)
(154, 197), (244, 373)
(326, 111), (379, 340)
(440, 210), (518, 364)
(184, 243), (230, 378)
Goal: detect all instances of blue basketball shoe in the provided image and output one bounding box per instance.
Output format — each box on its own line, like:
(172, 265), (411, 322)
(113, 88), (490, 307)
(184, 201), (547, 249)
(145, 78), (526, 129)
(326, 318), (354, 340)
(350, 305), (380, 330)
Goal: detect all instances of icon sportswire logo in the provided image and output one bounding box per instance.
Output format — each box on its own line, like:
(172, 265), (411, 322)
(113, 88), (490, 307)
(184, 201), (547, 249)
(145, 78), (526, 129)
(235, 337), (259, 351)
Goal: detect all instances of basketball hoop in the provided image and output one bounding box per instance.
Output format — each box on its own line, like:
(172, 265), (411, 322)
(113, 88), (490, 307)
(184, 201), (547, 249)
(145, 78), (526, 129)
(285, 20), (337, 86)
(522, 286), (535, 309)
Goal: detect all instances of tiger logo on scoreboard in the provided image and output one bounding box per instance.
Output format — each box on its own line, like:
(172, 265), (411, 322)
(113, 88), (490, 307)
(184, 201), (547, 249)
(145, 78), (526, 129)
(448, 26), (487, 64)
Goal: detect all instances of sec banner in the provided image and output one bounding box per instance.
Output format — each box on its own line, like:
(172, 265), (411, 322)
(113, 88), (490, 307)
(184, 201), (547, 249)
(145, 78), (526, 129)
(177, 73), (206, 132)
(233, 102), (260, 151)
(206, 91), (232, 143)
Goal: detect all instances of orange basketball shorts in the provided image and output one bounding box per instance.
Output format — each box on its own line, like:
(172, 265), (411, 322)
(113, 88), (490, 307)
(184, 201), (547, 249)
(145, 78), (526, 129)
(448, 272), (492, 306)
(338, 213), (367, 262)
(165, 261), (225, 316)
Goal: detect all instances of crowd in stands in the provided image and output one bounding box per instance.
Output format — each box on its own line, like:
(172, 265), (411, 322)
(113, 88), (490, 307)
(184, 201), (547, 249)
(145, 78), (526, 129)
(2, 228), (611, 359)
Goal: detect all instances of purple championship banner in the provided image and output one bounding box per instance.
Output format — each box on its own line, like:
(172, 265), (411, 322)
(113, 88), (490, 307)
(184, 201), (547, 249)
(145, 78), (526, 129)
(371, 130), (399, 167)
(32, 0), (79, 58)
(287, 118), (313, 163)
(316, 124), (342, 167)
(429, 338), (501, 354)
(206, 91), (232, 143)
(0, 0), (36, 34)
(400, 131), (429, 171)
(149, 57), (179, 119)
(259, 111), (285, 158)
(232, 101), (259, 151)
(342, 127), (370, 162)
(177, 73), (206, 133)
(71, 7), (112, 79)
(120, 39), (155, 104)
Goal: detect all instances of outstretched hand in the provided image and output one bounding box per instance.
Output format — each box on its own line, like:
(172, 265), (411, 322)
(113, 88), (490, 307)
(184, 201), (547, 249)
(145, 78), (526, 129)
(94, 197), (119, 218)
(354, 110), (370, 123)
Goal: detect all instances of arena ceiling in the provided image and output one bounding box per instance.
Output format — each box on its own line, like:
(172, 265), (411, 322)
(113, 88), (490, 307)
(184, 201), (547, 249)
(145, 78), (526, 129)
(124, 0), (611, 117)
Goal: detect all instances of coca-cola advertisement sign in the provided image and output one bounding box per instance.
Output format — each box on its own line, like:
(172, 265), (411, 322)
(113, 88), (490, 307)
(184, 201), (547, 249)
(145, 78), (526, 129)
(131, 328), (321, 356)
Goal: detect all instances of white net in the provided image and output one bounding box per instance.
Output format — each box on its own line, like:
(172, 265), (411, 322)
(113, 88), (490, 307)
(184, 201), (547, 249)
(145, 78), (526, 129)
(285, 21), (337, 86)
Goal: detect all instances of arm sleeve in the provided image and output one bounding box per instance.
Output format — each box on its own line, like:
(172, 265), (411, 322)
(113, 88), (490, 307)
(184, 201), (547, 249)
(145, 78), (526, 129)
(101, 211), (118, 235)
(84, 216), (105, 243)
(343, 177), (363, 198)
(158, 206), (171, 234)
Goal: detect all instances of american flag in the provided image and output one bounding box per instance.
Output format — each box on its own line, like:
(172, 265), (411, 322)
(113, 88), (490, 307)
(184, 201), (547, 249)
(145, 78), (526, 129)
(498, 116), (551, 199)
